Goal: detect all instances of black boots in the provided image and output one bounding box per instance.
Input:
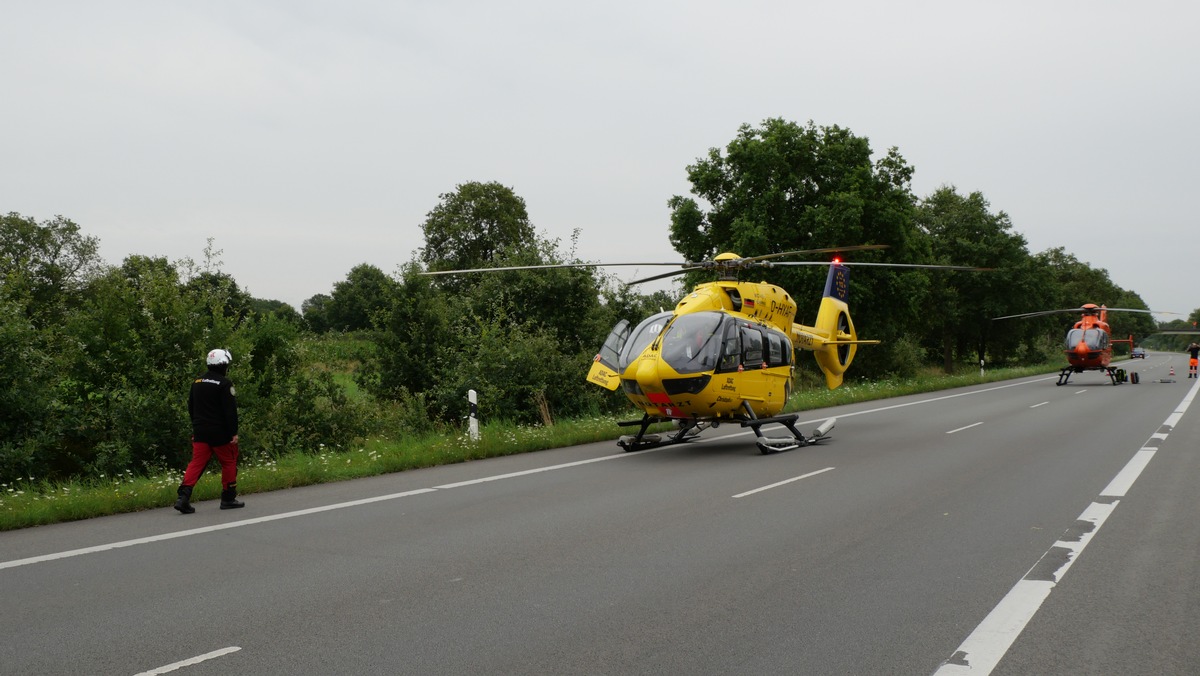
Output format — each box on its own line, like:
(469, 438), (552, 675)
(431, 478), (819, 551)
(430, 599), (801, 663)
(175, 483), (245, 512)
(174, 485), (195, 514)
(220, 483), (245, 510)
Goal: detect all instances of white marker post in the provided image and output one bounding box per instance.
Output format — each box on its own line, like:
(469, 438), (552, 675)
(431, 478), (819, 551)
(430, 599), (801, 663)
(980, 359), (985, 377)
(468, 389), (480, 442)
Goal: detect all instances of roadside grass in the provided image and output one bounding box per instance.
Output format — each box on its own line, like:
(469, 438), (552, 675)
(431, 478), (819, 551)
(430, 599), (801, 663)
(0, 363), (1060, 532)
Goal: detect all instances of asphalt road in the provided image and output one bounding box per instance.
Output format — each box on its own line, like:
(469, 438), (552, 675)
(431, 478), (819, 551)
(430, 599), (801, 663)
(3, 350), (1199, 675)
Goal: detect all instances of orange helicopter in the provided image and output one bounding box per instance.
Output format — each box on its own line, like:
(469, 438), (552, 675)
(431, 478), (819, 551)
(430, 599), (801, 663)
(993, 304), (1152, 385)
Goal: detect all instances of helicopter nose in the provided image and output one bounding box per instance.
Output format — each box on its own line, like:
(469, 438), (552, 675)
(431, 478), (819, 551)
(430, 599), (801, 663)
(1074, 341), (1090, 357)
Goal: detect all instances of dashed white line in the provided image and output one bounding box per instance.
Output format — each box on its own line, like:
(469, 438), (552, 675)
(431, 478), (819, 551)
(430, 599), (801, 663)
(697, 376), (1058, 443)
(732, 467), (835, 498)
(1030, 402), (1049, 409)
(946, 422), (983, 434)
(134, 647), (241, 675)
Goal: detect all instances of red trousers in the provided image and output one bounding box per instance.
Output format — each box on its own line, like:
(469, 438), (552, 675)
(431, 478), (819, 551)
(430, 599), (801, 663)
(182, 440), (239, 490)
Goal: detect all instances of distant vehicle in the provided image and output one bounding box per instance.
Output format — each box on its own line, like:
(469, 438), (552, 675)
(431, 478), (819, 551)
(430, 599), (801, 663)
(1131, 347), (1146, 359)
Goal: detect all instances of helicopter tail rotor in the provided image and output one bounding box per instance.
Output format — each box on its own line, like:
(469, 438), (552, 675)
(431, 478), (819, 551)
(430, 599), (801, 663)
(792, 262), (880, 389)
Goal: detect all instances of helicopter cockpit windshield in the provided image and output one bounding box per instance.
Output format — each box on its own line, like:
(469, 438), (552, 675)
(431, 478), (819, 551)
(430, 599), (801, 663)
(618, 311), (673, 372)
(660, 311), (725, 374)
(1065, 328), (1108, 351)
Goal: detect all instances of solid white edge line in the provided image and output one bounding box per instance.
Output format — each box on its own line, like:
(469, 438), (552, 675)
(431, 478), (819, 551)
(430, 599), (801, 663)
(3, 450), (684, 571)
(934, 501), (1118, 675)
(0, 489), (438, 571)
(732, 467), (835, 498)
(433, 450), (645, 489)
(1100, 450), (1156, 497)
(133, 646), (241, 675)
(0, 372), (1154, 572)
(0, 376), (1058, 569)
(935, 376), (1200, 674)
(946, 422), (983, 435)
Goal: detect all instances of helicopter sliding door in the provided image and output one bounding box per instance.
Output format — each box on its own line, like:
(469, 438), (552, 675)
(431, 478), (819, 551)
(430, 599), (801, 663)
(710, 317), (794, 417)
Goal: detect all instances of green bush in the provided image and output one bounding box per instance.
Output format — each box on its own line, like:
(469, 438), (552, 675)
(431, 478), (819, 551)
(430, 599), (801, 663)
(885, 334), (928, 378)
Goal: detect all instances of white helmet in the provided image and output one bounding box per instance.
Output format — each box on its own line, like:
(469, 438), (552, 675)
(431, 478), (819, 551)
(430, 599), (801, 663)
(206, 348), (233, 366)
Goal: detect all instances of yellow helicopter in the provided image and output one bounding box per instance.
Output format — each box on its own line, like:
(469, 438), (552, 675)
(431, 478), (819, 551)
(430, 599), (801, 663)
(427, 246), (982, 454)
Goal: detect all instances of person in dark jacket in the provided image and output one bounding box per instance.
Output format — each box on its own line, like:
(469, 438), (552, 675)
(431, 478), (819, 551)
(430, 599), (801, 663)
(174, 348), (244, 513)
(1188, 342), (1200, 379)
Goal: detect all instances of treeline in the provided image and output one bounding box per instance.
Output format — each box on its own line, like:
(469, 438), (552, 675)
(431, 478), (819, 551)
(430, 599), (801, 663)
(2, 118), (1176, 485)
(0, 217), (368, 483)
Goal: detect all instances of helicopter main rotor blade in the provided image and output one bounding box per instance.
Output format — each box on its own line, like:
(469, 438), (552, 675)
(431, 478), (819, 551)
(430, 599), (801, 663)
(421, 261), (690, 276)
(992, 307), (1169, 320)
(741, 244), (889, 263)
(771, 261), (991, 271)
(992, 308), (1086, 320)
(625, 267), (704, 285)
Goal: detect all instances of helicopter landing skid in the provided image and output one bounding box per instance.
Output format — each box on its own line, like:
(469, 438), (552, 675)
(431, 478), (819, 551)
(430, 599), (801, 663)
(740, 403), (836, 454)
(1056, 366), (1127, 386)
(616, 416), (708, 452)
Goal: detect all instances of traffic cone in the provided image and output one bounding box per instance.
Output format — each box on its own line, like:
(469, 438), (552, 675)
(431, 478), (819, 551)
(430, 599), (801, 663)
(1170, 366), (1175, 376)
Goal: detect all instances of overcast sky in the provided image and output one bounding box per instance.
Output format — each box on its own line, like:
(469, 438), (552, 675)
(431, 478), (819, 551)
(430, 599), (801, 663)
(3, 1), (1197, 318)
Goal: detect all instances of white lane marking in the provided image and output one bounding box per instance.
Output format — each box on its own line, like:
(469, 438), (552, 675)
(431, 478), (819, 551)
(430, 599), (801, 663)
(946, 422), (983, 435)
(0, 489), (436, 571)
(134, 647), (241, 675)
(1164, 380), (1200, 428)
(699, 377), (1059, 443)
(936, 376), (1200, 674)
(732, 467), (835, 498)
(1030, 402), (1049, 409)
(1074, 390), (1087, 395)
(1100, 450), (1156, 497)
(0, 373), (1138, 572)
(935, 501), (1117, 675)
(433, 450), (645, 489)
(1, 450), (672, 571)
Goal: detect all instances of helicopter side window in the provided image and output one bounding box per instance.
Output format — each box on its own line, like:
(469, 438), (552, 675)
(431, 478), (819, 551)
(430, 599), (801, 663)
(719, 321), (741, 372)
(741, 326), (763, 368)
(766, 331), (787, 367)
